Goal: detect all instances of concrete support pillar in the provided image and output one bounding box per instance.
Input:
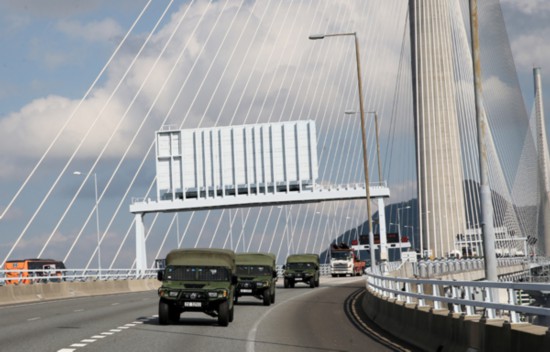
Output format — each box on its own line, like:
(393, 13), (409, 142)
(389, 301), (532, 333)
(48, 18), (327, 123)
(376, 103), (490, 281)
(409, 0), (467, 258)
(135, 213), (147, 276)
(378, 197), (388, 262)
(534, 68), (550, 256)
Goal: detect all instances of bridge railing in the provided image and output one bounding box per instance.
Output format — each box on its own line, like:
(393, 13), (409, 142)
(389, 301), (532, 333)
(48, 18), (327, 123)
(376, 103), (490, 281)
(366, 265), (550, 325)
(1, 264), (333, 285)
(411, 257), (529, 278)
(0, 269), (158, 285)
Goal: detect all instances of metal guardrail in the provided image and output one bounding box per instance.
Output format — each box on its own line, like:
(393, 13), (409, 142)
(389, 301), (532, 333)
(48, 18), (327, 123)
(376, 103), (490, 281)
(366, 262), (550, 326)
(0, 269), (158, 285)
(411, 258), (529, 278)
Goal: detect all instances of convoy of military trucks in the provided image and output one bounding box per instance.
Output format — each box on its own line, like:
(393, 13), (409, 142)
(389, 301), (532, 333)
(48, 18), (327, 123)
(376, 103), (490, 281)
(156, 248), (360, 326)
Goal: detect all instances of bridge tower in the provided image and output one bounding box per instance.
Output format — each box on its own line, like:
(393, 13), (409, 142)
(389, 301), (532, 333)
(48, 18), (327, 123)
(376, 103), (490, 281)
(534, 68), (550, 256)
(409, 0), (467, 258)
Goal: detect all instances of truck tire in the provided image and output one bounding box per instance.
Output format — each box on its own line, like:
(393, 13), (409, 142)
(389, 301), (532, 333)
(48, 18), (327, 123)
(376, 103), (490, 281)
(271, 289), (276, 303)
(284, 278), (289, 288)
(159, 300), (172, 325)
(331, 274), (336, 277)
(169, 307), (180, 323)
(315, 278), (320, 287)
(262, 290), (271, 306)
(218, 301), (230, 326)
(290, 280), (295, 288)
(229, 304), (234, 322)
(309, 278), (315, 288)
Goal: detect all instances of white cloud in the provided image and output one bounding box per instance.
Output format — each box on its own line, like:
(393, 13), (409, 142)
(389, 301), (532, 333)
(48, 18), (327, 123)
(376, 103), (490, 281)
(0, 0), (407, 182)
(56, 18), (124, 43)
(501, 0), (550, 15)
(509, 30), (550, 71)
(0, 94), (136, 164)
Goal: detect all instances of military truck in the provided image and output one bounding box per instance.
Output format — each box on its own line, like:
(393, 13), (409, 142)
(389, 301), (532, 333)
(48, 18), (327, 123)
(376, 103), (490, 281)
(235, 253), (278, 306)
(282, 253), (320, 288)
(157, 248), (237, 326)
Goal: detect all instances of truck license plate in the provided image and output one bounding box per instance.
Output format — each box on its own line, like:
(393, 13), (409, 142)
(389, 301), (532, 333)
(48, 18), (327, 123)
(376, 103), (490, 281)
(184, 302), (202, 307)
(241, 289), (252, 293)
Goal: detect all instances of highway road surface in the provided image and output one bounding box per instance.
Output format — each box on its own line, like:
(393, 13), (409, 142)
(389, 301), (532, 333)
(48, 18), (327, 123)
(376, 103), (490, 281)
(0, 276), (417, 352)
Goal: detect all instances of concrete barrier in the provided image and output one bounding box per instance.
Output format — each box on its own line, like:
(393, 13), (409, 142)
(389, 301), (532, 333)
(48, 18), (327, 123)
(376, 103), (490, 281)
(0, 279), (160, 306)
(362, 289), (550, 351)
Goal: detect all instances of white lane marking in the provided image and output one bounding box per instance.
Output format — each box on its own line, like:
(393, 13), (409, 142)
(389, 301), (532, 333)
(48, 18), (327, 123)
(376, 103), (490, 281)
(101, 332), (114, 335)
(57, 349), (75, 352)
(70, 343), (87, 347)
(27, 317), (40, 321)
(132, 321), (144, 324)
(74, 309), (84, 312)
(117, 326), (130, 329)
(110, 329), (122, 332)
(125, 323), (136, 327)
(111, 303), (120, 306)
(92, 335), (106, 339)
(246, 287), (326, 352)
(82, 339), (96, 343)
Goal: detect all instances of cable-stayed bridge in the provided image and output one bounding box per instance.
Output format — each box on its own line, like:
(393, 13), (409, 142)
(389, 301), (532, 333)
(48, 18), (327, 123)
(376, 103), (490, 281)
(0, 0), (547, 281)
(2, 1), (550, 351)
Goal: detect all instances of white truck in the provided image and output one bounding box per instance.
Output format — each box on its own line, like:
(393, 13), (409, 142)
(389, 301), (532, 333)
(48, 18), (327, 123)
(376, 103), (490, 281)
(330, 243), (365, 277)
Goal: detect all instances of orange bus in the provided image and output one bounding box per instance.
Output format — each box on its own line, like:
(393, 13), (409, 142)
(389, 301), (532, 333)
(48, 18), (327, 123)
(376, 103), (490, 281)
(4, 259), (66, 285)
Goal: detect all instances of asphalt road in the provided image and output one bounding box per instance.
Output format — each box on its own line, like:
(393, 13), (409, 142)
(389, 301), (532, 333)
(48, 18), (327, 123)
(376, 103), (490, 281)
(0, 276), (415, 352)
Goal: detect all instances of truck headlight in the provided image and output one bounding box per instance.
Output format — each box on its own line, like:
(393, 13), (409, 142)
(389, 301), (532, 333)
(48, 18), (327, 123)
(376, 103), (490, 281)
(169, 291), (178, 297)
(256, 281), (268, 288)
(210, 290), (227, 298)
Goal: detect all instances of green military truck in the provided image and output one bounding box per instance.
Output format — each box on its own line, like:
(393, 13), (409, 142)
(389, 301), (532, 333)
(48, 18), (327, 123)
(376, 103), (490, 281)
(157, 248), (237, 326)
(282, 253), (320, 288)
(235, 253), (278, 306)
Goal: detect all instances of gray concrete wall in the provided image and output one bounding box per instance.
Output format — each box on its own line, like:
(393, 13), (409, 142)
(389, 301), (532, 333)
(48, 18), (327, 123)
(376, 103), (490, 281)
(362, 289), (550, 351)
(0, 279), (160, 306)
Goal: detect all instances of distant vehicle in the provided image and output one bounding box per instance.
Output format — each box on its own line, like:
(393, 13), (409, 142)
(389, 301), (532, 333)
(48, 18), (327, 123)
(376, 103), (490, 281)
(234, 253), (278, 306)
(4, 259), (66, 285)
(157, 248), (237, 327)
(330, 243), (365, 277)
(448, 249), (462, 259)
(283, 254), (320, 288)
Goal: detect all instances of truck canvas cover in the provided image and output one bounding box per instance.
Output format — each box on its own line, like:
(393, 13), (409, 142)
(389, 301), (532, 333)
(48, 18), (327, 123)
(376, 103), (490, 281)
(286, 254), (319, 265)
(236, 253), (276, 267)
(165, 249), (236, 271)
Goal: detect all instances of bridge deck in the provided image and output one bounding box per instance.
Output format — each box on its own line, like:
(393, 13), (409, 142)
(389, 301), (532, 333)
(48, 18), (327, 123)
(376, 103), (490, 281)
(130, 184), (390, 214)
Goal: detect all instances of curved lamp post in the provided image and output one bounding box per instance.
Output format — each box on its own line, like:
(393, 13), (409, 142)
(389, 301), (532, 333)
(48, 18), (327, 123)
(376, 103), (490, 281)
(309, 32), (376, 268)
(73, 171), (101, 279)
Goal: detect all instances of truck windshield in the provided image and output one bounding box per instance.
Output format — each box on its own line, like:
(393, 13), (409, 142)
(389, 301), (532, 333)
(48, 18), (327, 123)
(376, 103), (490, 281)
(287, 262), (314, 270)
(236, 265), (271, 276)
(164, 266), (229, 281)
(331, 251), (352, 260)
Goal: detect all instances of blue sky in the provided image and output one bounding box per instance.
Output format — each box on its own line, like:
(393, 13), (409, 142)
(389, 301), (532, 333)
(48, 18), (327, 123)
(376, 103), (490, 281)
(0, 1), (549, 119)
(0, 0), (548, 267)
(0, 0), (151, 116)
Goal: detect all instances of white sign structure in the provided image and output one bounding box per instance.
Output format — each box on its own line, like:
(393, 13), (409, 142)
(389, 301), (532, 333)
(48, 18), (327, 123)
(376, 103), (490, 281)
(156, 120), (318, 201)
(130, 120), (391, 274)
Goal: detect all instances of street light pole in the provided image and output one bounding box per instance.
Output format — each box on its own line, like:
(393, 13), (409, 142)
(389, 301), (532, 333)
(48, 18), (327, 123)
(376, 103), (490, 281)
(310, 32), (376, 269)
(369, 111), (382, 184)
(404, 225), (415, 251)
(397, 206), (411, 260)
(74, 171), (101, 279)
